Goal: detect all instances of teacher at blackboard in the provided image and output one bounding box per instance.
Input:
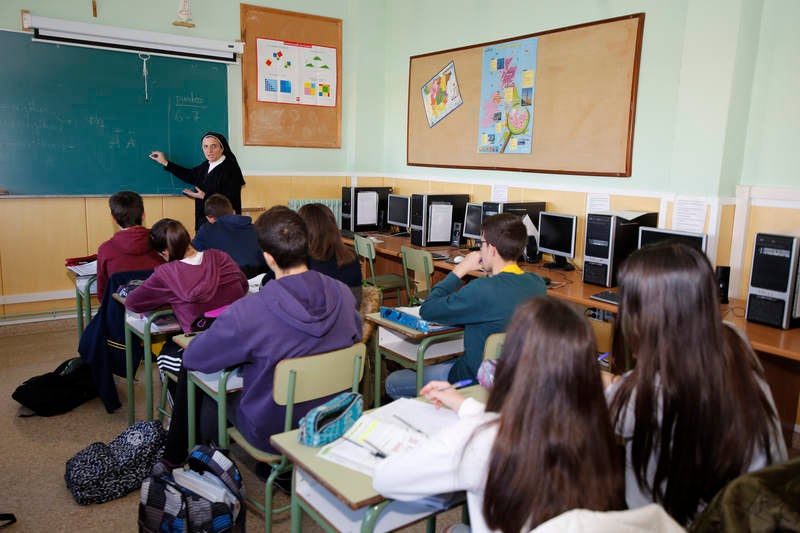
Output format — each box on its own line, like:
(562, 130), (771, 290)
(149, 131), (245, 230)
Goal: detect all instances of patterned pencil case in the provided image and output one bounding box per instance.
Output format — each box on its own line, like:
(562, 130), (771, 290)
(297, 392), (363, 447)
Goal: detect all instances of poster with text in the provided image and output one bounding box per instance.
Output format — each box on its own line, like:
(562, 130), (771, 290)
(256, 38), (337, 107)
(476, 37), (537, 154)
(421, 61), (463, 127)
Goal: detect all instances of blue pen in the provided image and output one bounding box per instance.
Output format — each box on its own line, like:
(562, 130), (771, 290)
(597, 352), (610, 361)
(438, 378), (475, 391)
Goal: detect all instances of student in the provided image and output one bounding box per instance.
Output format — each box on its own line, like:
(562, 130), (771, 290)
(192, 193), (267, 278)
(374, 297), (625, 533)
(161, 206), (362, 464)
(149, 131), (245, 230)
(124, 218), (248, 334)
(384, 213), (547, 399)
(606, 242), (788, 526)
(95, 191), (164, 302)
(298, 203), (363, 303)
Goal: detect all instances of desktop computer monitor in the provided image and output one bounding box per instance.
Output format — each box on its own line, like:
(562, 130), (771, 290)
(538, 212), (577, 271)
(386, 194), (411, 232)
(638, 226), (707, 253)
(341, 186), (392, 233)
(462, 203), (484, 240)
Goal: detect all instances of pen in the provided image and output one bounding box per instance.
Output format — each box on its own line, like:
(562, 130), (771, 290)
(342, 436), (387, 459)
(392, 414), (428, 436)
(437, 378), (476, 391)
(597, 352), (609, 361)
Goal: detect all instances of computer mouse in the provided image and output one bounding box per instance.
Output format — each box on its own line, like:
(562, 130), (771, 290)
(453, 256), (464, 264)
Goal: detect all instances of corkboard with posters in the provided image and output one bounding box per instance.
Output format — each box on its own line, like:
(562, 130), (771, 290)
(240, 4), (342, 148)
(407, 14), (645, 176)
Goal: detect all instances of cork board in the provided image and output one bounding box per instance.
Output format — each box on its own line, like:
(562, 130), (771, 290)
(407, 14), (645, 176)
(240, 4), (342, 148)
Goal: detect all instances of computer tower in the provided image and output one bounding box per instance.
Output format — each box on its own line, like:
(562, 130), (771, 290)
(341, 186), (392, 232)
(746, 233), (800, 330)
(582, 211), (658, 287)
(482, 201), (546, 263)
(410, 194), (470, 247)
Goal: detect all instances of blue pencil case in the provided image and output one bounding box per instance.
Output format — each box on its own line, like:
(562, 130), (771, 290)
(297, 392), (363, 447)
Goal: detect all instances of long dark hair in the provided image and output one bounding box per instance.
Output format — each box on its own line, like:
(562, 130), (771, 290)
(298, 203), (355, 267)
(149, 218), (191, 261)
(483, 297), (624, 532)
(608, 243), (781, 525)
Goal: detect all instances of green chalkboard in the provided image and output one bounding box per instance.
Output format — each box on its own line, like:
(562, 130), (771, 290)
(0, 30), (228, 195)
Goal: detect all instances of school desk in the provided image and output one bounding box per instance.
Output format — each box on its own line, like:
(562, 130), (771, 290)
(112, 293), (181, 425)
(74, 274), (96, 339)
(186, 366), (243, 450)
(269, 385), (487, 533)
(365, 312), (464, 407)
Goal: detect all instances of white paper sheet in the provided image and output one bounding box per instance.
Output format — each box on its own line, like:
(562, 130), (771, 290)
(356, 191), (379, 225)
(427, 203), (453, 242)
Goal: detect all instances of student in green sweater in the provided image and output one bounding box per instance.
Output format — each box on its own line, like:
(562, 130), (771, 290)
(385, 213), (548, 399)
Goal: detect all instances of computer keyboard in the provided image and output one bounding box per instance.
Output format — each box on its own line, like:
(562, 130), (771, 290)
(589, 289), (620, 306)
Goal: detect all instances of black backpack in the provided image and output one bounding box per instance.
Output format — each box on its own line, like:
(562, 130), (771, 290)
(12, 357), (97, 416)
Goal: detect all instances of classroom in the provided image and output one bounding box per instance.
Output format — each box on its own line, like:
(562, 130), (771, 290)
(1, 0), (799, 530)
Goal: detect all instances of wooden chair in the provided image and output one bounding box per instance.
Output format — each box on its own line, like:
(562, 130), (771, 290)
(353, 234), (404, 306)
(225, 343), (366, 533)
(400, 246), (434, 305)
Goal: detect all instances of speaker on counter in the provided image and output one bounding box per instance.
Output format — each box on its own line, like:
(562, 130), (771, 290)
(451, 222), (462, 247)
(716, 266), (730, 304)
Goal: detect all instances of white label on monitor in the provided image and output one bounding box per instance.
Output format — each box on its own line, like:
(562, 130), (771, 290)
(672, 197), (707, 234)
(491, 184), (508, 203)
(356, 191), (379, 225)
(428, 203), (453, 242)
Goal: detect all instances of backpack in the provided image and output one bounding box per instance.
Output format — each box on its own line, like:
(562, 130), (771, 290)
(139, 445), (246, 533)
(12, 357), (97, 416)
(65, 420), (167, 505)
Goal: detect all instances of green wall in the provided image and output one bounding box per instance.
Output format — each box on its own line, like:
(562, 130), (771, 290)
(1, 0), (797, 195)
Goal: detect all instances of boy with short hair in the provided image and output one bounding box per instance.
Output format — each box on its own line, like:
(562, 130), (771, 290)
(95, 191), (163, 301)
(385, 213), (548, 399)
(162, 206), (362, 463)
(192, 193), (267, 277)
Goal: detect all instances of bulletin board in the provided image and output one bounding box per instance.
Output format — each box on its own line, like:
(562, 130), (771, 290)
(407, 14), (645, 176)
(240, 4), (342, 148)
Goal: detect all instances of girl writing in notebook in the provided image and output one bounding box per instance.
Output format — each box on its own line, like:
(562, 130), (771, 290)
(373, 297), (625, 532)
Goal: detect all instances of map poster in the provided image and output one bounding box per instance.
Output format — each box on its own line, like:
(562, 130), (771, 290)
(256, 38), (337, 107)
(421, 61), (463, 128)
(476, 37), (538, 154)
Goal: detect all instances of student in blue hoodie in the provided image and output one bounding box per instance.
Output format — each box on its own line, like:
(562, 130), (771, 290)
(192, 193), (268, 278)
(162, 206), (362, 464)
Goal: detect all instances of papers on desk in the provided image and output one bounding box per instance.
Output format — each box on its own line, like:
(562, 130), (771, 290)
(67, 259), (97, 277)
(317, 398), (459, 476)
(125, 309), (181, 334)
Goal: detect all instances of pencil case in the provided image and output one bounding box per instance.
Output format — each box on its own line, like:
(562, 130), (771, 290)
(297, 392), (363, 447)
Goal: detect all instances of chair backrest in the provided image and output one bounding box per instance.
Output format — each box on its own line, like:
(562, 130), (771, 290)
(400, 246), (434, 303)
(483, 333), (506, 360)
(273, 343), (366, 406)
(353, 234), (377, 282)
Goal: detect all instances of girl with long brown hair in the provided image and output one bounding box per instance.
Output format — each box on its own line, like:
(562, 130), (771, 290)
(607, 242), (787, 525)
(373, 297), (624, 532)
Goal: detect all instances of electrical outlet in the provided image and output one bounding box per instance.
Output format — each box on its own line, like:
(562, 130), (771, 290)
(587, 307), (603, 321)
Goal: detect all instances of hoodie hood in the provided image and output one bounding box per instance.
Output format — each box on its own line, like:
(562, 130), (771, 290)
(157, 249), (242, 304)
(265, 270), (349, 338)
(107, 226), (156, 257)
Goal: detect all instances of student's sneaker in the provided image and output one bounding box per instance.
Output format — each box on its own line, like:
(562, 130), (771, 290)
(254, 464), (293, 495)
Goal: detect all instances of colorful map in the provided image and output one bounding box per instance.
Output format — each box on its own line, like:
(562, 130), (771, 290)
(476, 37), (537, 154)
(421, 61), (463, 127)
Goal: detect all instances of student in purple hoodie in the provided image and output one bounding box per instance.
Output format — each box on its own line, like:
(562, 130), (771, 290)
(124, 218), (248, 334)
(162, 206), (362, 466)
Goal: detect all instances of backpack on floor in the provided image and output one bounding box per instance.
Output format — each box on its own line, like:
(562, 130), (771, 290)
(139, 445), (246, 533)
(12, 357), (97, 416)
(65, 420), (167, 505)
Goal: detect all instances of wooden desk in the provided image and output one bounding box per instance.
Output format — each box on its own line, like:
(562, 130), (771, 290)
(270, 386), (487, 533)
(113, 293), (181, 425)
(356, 233), (800, 435)
(365, 312), (464, 407)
